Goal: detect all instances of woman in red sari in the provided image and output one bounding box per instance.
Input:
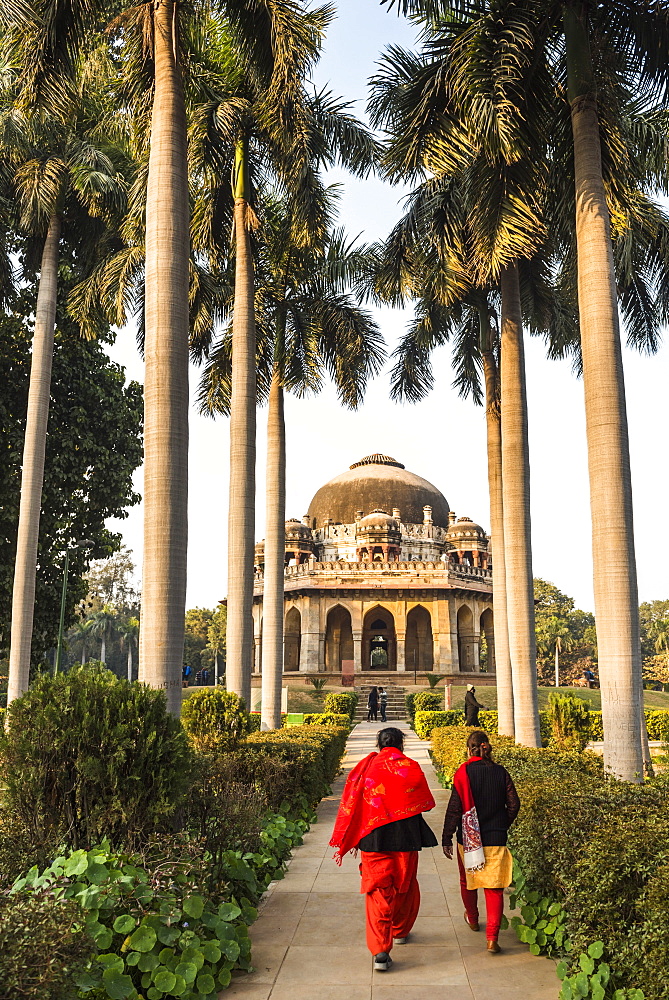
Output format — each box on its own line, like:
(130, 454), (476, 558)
(330, 727), (437, 972)
(442, 730), (520, 953)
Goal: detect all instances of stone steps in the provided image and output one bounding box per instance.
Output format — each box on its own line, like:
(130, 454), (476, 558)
(353, 684), (407, 720)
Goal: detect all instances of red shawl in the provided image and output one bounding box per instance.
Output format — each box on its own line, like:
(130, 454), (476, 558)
(330, 748), (435, 864)
(453, 757), (486, 871)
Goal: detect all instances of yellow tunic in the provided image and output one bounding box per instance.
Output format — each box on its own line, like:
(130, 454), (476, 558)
(458, 844), (513, 890)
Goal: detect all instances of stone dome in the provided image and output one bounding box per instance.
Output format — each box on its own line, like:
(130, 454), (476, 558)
(358, 509), (400, 530)
(308, 455), (450, 529)
(285, 518), (311, 539)
(447, 516), (486, 540)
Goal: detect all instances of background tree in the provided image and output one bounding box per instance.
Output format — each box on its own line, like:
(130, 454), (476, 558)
(207, 605), (227, 685)
(91, 605), (117, 664)
(184, 608), (216, 675)
(119, 616), (139, 681)
(0, 284), (142, 676)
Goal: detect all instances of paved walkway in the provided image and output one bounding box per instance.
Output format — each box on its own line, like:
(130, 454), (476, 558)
(226, 722), (558, 1000)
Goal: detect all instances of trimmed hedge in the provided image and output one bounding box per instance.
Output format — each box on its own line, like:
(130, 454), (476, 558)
(244, 724), (348, 807)
(303, 712), (351, 728)
(430, 725), (668, 999)
(324, 691), (358, 719)
(181, 689), (250, 750)
(414, 690), (442, 713)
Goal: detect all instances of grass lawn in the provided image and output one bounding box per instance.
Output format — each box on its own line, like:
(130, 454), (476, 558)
(434, 685), (669, 711)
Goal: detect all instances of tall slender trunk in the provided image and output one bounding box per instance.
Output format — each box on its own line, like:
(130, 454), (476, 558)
(555, 645), (559, 688)
(7, 214), (61, 706)
(261, 367), (286, 730)
(499, 264), (540, 746)
(226, 137), (257, 710)
(100, 632), (106, 664)
(139, 0), (190, 716)
(127, 645), (133, 681)
(82, 642), (87, 665)
(480, 308), (514, 738)
(564, 5), (644, 779)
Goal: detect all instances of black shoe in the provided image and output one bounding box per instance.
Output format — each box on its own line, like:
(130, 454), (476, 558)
(373, 953), (393, 971)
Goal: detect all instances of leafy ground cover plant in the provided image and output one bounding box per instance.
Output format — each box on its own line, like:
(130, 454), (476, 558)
(0, 891), (93, 999)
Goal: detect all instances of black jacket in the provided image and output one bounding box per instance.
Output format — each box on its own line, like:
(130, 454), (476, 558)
(464, 689), (483, 724)
(441, 760), (520, 847)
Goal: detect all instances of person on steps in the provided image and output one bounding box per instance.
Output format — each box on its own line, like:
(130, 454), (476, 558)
(441, 730), (520, 954)
(367, 686), (379, 722)
(379, 686), (388, 722)
(464, 683), (484, 726)
(330, 727), (437, 973)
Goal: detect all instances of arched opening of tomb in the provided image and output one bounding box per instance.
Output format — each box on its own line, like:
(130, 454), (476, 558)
(457, 604), (477, 671)
(284, 607), (301, 671)
(325, 605), (354, 671)
(253, 616), (262, 673)
(406, 605), (434, 672)
(479, 608), (494, 672)
(363, 606), (396, 670)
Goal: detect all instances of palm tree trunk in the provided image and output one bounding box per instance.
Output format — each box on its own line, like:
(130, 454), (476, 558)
(82, 642), (87, 665)
(226, 137), (257, 710)
(555, 645), (559, 688)
(127, 645), (133, 681)
(480, 308), (514, 738)
(7, 214), (61, 706)
(139, 0), (190, 716)
(100, 632), (106, 664)
(261, 367), (286, 730)
(499, 264), (540, 746)
(564, 4), (644, 779)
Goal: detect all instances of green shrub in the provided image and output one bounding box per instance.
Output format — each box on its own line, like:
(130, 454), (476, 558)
(479, 708), (499, 733)
(0, 891), (94, 1000)
(644, 710), (669, 741)
(245, 724), (347, 806)
(324, 691), (358, 719)
(0, 665), (190, 850)
(303, 712), (351, 728)
(414, 690), (442, 713)
(405, 692), (417, 723)
(414, 710), (461, 739)
(547, 692), (591, 750)
(181, 689), (250, 751)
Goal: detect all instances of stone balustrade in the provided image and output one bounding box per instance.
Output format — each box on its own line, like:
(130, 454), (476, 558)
(253, 558), (492, 593)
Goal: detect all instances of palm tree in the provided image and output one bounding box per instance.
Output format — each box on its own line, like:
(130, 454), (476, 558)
(383, 0), (669, 773)
(2, 69), (126, 706)
(71, 618), (95, 665)
(119, 616), (140, 680)
(200, 193), (384, 728)
(537, 616), (573, 687)
(8, 0), (336, 717)
(369, 19), (550, 745)
(91, 605), (117, 664)
(373, 0), (669, 764)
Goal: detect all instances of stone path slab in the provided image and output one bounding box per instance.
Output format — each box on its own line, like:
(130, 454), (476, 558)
(224, 722), (558, 1000)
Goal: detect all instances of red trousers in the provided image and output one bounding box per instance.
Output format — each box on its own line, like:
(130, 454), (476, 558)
(360, 851), (420, 955)
(457, 850), (504, 940)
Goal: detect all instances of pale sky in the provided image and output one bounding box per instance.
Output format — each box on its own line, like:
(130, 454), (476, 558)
(105, 0), (669, 615)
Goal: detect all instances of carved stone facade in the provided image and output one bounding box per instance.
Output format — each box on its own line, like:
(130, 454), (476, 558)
(251, 455), (494, 677)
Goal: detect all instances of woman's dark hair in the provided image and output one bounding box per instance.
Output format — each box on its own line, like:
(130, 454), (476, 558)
(377, 727), (404, 750)
(370, 686), (378, 693)
(467, 730), (492, 760)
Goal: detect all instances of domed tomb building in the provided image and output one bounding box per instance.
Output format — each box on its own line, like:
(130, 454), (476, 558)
(252, 454), (494, 679)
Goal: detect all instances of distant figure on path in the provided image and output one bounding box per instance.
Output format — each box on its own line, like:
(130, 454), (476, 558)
(330, 727), (436, 972)
(367, 686), (379, 722)
(441, 730), (520, 954)
(182, 664), (192, 687)
(379, 686), (388, 722)
(464, 683), (484, 726)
